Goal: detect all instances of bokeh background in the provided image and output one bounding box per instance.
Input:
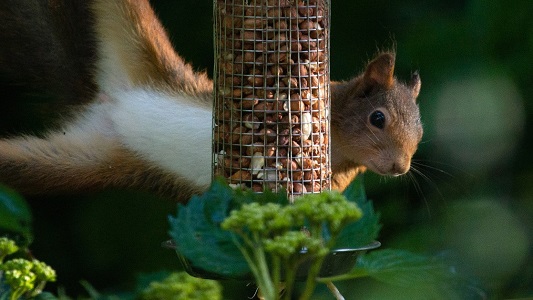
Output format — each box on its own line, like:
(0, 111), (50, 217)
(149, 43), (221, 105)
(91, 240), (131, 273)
(0, 0), (531, 299)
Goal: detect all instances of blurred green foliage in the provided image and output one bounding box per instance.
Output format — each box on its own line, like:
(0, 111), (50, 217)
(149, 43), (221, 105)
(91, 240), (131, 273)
(0, 0), (532, 299)
(0, 187), (33, 247)
(138, 272), (222, 300)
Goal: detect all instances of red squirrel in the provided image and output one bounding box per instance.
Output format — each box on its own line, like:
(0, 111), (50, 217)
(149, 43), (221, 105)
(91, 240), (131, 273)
(0, 0), (422, 201)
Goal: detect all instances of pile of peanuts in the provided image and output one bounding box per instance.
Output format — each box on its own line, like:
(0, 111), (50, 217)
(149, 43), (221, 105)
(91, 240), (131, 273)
(213, 0), (330, 195)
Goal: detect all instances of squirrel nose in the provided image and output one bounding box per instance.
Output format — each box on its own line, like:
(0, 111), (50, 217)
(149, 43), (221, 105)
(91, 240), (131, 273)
(390, 159), (410, 176)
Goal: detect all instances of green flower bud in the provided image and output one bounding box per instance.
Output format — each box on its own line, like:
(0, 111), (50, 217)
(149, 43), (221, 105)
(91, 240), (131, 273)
(264, 231), (325, 259)
(1, 259), (37, 297)
(32, 260), (57, 282)
(140, 272), (222, 300)
(0, 237), (19, 262)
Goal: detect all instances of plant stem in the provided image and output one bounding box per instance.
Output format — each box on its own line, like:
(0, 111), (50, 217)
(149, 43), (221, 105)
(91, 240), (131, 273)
(9, 289), (23, 300)
(235, 235), (276, 300)
(272, 256), (281, 297)
(282, 261), (297, 300)
(233, 236), (261, 279)
(31, 281), (46, 297)
(253, 233), (276, 300)
(326, 281), (345, 300)
(233, 235), (274, 300)
(299, 254), (326, 300)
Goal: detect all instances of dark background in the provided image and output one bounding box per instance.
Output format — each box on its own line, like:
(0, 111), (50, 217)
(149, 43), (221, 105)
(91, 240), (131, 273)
(0, 0), (531, 299)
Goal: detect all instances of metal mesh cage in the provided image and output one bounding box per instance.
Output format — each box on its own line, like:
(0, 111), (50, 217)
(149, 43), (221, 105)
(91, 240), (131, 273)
(213, 0), (331, 199)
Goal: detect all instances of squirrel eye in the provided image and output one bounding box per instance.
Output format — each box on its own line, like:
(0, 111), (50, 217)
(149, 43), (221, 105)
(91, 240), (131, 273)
(369, 110), (386, 129)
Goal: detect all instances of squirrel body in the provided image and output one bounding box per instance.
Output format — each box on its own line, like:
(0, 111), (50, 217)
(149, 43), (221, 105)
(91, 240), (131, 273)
(0, 0), (422, 201)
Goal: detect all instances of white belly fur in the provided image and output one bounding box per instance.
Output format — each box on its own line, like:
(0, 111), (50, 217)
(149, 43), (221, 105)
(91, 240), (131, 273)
(106, 88), (212, 187)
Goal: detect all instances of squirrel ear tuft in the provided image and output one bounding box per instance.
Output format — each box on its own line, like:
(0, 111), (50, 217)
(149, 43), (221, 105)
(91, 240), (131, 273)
(410, 71), (421, 99)
(364, 52), (395, 89)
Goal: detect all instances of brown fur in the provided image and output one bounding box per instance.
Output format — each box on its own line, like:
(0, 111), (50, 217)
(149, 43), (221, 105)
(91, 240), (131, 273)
(0, 0), (212, 202)
(0, 1), (422, 200)
(0, 133), (202, 201)
(91, 0), (212, 101)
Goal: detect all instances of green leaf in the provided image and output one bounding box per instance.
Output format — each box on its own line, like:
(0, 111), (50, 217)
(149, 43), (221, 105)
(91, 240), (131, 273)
(352, 249), (456, 286)
(319, 249), (471, 299)
(168, 179), (250, 277)
(333, 175), (381, 249)
(339, 249), (475, 299)
(0, 185), (33, 246)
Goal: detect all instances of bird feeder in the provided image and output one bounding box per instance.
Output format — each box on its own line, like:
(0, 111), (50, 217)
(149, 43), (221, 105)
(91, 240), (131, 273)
(213, 0), (331, 199)
(167, 1), (383, 292)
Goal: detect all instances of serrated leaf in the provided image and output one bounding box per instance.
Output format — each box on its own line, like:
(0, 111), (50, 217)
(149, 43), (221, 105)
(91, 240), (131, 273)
(333, 175), (381, 249)
(353, 249), (456, 286)
(168, 179), (250, 277)
(0, 185), (33, 246)
(344, 249), (477, 299)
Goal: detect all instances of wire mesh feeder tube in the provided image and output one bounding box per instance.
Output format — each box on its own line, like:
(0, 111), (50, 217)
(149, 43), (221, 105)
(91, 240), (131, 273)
(213, 0), (331, 198)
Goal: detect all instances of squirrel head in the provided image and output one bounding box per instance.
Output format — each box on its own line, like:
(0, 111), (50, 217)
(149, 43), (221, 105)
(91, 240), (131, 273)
(331, 52), (423, 176)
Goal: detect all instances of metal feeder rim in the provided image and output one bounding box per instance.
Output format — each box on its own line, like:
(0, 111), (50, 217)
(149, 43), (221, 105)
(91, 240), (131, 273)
(161, 239), (381, 252)
(162, 239), (381, 281)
